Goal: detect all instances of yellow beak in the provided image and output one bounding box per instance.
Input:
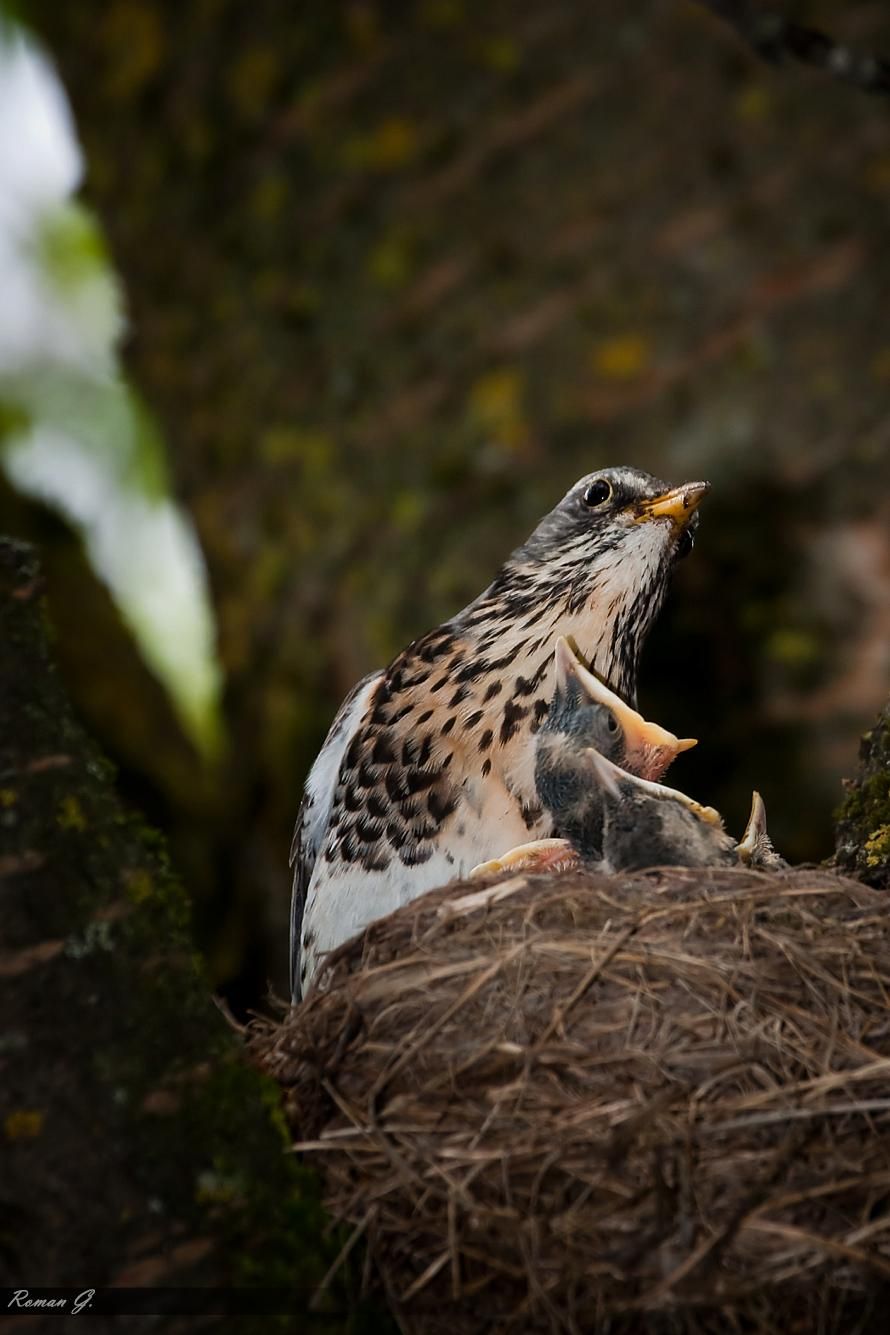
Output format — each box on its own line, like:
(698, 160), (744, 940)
(633, 480), (710, 528)
(554, 637), (696, 781)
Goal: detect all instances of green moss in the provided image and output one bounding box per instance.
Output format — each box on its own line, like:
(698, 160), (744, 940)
(835, 706), (890, 888)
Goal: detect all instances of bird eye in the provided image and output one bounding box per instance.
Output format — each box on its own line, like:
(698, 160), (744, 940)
(607, 714), (619, 733)
(582, 478), (612, 508)
(676, 529), (694, 560)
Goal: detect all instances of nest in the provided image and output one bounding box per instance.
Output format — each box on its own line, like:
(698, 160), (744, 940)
(250, 867), (890, 1333)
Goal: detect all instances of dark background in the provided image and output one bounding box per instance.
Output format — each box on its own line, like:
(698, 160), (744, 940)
(4, 0), (889, 1013)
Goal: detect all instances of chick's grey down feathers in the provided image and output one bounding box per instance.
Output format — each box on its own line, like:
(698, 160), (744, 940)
(596, 768), (738, 871)
(535, 676), (626, 860)
(536, 691), (773, 874)
(538, 725), (736, 872)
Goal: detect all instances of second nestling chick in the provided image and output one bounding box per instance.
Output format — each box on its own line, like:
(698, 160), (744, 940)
(584, 747), (738, 871)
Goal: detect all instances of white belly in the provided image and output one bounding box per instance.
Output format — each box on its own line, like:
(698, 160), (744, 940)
(301, 780), (540, 988)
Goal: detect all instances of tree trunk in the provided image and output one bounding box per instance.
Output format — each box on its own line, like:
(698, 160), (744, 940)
(0, 539), (388, 1332)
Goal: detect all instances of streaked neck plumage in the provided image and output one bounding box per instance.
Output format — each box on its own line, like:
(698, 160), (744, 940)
(455, 516), (674, 707)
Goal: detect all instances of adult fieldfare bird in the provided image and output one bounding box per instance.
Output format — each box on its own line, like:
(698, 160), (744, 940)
(290, 466), (709, 996)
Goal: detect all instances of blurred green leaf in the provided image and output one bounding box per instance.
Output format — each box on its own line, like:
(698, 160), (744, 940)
(0, 23), (223, 758)
(32, 200), (109, 291)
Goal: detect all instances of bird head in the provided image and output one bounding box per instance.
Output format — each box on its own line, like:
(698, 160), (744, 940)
(584, 745), (734, 871)
(544, 636), (696, 781)
(585, 745), (721, 826)
(501, 467), (709, 702)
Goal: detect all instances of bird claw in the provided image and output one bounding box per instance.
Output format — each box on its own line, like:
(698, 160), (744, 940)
(470, 838), (580, 879)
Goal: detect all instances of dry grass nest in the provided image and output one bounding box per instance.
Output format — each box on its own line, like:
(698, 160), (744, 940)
(249, 866), (890, 1333)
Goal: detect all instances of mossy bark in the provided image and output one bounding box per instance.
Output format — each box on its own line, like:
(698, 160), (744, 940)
(835, 703), (890, 888)
(0, 539), (389, 1332)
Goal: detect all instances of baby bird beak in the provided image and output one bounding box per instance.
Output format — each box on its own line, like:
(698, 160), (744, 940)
(554, 637), (696, 781)
(736, 791), (771, 861)
(736, 790), (787, 870)
(737, 790), (767, 860)
(584, 744), (723, 827)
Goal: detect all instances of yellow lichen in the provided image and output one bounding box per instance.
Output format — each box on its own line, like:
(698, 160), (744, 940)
(260, 426), (333, 469)
(735, 84), (771, 123)
(480, 37), (520, 73)
(419, 0), (465, 26)
(367, 230), (415, 289)
(341, 118), (420, 171)
(5, 1110), (44, 1141)
(344, 5), (380, 48)
(58, 795), (87, 832)
(591, 334), (650, 380)
(864, 825), (890, 868)
(865, 154), (890, 195)
(765, 628), (820, 667)
(227, 46), (281, 120)
(251, 174), (287, 223)
(125, 869), (155, 903)
(869, 347), (890, 382)
(467, 368), (528, 450)
(101, 1), (165, 100)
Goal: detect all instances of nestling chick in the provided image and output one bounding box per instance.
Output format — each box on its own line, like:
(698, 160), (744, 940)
(535, 636), (696, 856)
(585, 748), (738, 871)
